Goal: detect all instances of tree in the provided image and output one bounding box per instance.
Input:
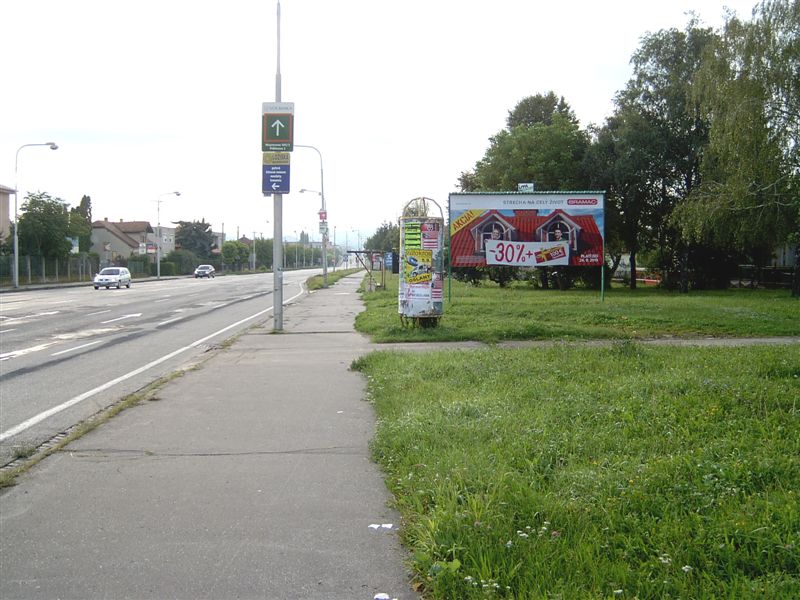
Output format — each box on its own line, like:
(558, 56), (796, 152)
(613, 21), (718, 290)
(365, 221), (399, 252)
(221, 240), (249, 269)
(459, 112), (590, 192)
(255, 237), (273, 270)
(17, 192), (73, 258)
(71, 195), (92, 252)
(175, 220), (215, 259)
(673, 0), (800, 294)
(507, 91), (578, 129)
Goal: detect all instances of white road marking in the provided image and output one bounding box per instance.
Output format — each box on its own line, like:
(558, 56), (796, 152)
(100, 313), (142, 324)
(87, 310), (112, 316)
(0, 342), (57, 361)
(51, 340), (102, 356)
(158, 317), (183, 326)
(0, 329), (17, 334)
(0, 282), (305, 442)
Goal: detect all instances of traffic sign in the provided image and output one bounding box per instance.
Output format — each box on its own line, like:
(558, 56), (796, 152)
(262, 102), (294, 152)
(262, 152), (290, 195)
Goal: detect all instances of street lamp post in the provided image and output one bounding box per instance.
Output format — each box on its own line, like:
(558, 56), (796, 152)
(156, 191), (180, 280)
(296, 144), (327, 287)
(13, 142), (58, 288)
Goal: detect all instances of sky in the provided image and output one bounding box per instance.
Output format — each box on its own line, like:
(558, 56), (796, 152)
(0, 0), (759, 246)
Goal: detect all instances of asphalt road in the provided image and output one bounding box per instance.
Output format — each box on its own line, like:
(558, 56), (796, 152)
(0, 271), (314, 467)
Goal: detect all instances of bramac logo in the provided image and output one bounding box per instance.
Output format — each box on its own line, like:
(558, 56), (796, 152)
(567, 198), (598, 206)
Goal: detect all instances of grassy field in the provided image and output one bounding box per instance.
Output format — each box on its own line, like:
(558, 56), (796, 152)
(354, 343), (799, 598)
(351, 275), (799, 598)
(355, 274), (800, 343)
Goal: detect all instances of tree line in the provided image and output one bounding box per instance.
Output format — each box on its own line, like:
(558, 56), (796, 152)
(458, 1), (798, 295)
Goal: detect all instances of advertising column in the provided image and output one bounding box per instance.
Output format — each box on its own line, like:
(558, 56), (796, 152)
(398, 216), (444, 323)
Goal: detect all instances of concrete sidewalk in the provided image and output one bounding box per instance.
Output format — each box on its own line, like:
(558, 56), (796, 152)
(0, 274), (417, 600)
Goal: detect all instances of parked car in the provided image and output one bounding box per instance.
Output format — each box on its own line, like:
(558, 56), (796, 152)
(194, 264), (215, 278)
(93, 267), (132, 289)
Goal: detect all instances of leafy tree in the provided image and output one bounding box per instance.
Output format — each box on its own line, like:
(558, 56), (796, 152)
(165, 249), (200, 274)
(673, 0), (800, 294)
(17, 192), (73, 257)
(70, 195), (92, 252)
(255, 237), (273, 270)
(366, 221), (399, 252)
(613, 20), (718, 290)
(221, 240), (249, 269)
(507, 91), (578, 128)
(459, 112), (590, 192)
(586, 109), (664, 288)
(175, 220), (215, 259)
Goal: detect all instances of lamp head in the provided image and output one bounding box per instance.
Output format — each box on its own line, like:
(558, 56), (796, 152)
(48, 143), (58, 150)
(175, 191), (181, 197)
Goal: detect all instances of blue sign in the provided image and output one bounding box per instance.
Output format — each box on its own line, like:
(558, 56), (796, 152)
(262, 164), (290, 195)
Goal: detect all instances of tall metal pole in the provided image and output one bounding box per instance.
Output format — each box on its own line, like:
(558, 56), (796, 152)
(272, 0), (284, 330)
(296, 144), (327, 287)
(156, 191), (180, 280)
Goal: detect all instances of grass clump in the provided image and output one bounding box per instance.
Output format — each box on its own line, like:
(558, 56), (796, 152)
(356, 274), (800, 343)
(306, 268), (361, 291)
(354, 344), (800, 598)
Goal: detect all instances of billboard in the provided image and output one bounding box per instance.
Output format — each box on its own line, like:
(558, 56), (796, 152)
(449, 192), (605, 268)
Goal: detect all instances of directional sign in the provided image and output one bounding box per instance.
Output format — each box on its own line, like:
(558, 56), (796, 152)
(262, 152), (290, 195)
(262, 102), (294, 152)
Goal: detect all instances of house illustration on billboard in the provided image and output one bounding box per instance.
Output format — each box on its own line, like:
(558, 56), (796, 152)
(451, 209), (603, 267)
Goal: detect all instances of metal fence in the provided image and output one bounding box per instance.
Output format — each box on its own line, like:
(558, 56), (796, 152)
(0, 254), (100, 286)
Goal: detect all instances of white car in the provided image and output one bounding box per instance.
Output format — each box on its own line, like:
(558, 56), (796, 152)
(93, 267), (132, 289)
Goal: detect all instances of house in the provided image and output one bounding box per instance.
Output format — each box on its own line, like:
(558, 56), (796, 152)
(0, 184), (14, 242)
(91, 218), (153, 266)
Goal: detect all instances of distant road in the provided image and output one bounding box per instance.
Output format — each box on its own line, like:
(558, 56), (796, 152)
(0, 271), (313, 466)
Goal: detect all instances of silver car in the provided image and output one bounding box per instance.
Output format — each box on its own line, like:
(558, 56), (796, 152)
(93, 267), (132, 289)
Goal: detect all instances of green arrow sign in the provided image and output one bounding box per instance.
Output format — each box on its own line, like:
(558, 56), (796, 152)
(262, 113), (293, 152)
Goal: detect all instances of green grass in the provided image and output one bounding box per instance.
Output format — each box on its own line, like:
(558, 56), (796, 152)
(306, 268), (361, 291)
(353, 343), (800, 598)
(356, 274), (800, 343)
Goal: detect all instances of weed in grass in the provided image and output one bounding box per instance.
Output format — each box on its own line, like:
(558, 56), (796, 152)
(361, 345), (800, 598)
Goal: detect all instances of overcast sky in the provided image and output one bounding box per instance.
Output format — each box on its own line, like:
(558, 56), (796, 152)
(1, 0), (758, 245)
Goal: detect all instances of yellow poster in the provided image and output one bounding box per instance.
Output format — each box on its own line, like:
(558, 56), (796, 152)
(404, 249), (433, 283)
(450, 209), (482, 236)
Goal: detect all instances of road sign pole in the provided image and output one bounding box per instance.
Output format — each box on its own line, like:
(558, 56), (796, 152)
(272, 0), (283, 331)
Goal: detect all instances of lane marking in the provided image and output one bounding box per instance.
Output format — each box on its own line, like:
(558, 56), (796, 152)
(158, 317), (183, 326)
(51, 340), (102, 356)
(87, 310), (112, 316)
(0, 282), (305, 442)
(100, 313), (142, 324)
(0, 329), (18, 334)
(0, 342), (57, 361)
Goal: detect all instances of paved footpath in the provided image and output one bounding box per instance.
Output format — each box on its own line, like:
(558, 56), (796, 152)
(0, 274), (418, 600)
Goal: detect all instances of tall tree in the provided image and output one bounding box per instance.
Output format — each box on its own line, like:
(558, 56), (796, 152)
(673, 0), (800, 294)
(615, 21), (718, 289)
(69, 195), (92, 253)
(174, 220), (215, 259)
(585, 109), (663, 288)
(459, 112), (590, 192)
(17, 192), (73, 258)
(365, 221), (399, 252)
(507, 91), (578, 128)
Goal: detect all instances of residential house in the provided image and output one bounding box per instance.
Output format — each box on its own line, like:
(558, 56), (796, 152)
(0, 184), (14, 242)
(91, 218), (153, 266)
